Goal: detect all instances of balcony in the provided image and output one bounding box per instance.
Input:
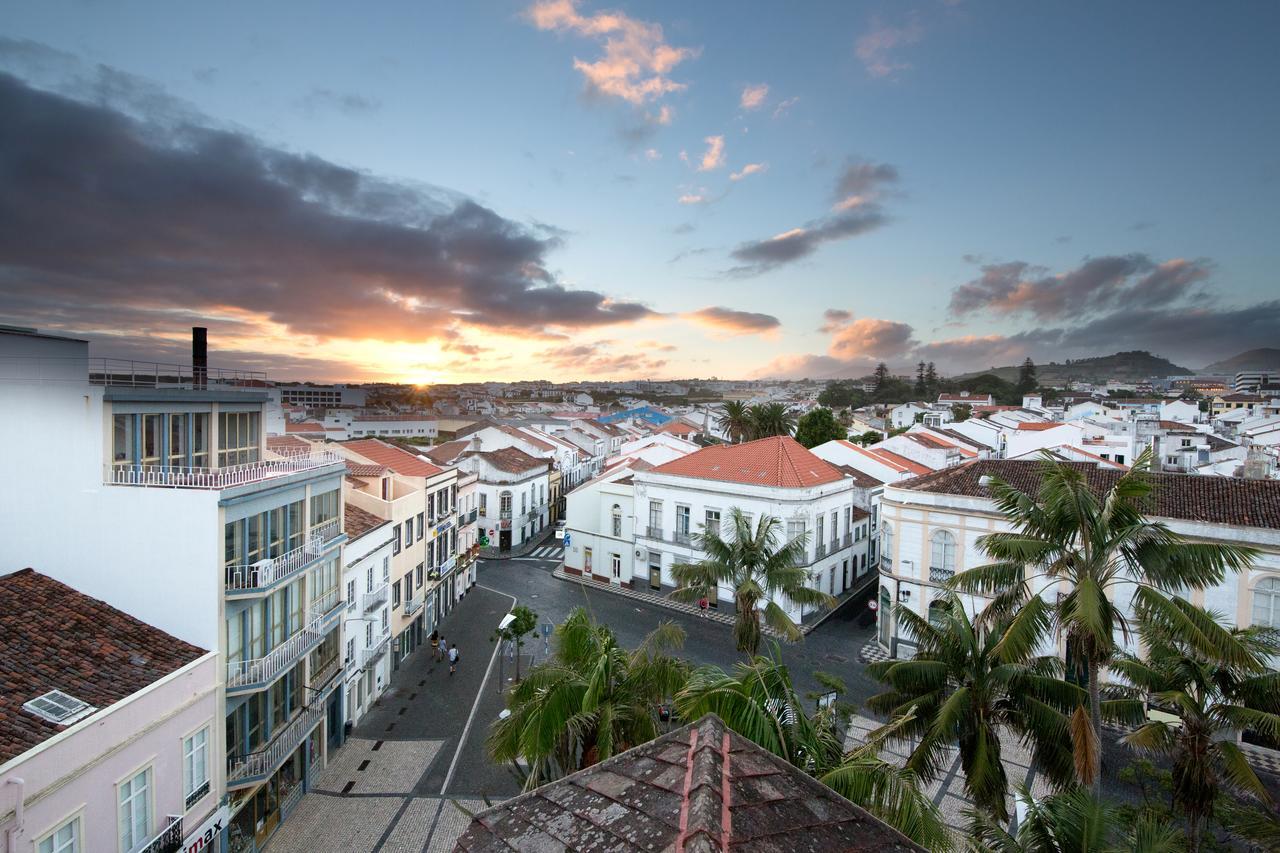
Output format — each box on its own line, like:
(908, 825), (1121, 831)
(645, 525), (663, 540)
(672, 530), (693, 546)
(107, 448), (346, 490)
(309, 654), (342, 692)
(226, 590), (342, 693)
(225, 519), (344, 596)
(139, 814), (184, 853)
(361, 632), (391, 669)
(227, 684), (335, 787)
(929, 567), (955, 584)
(815, 543), (828, 560)
(460, 508), (479, 525)
(362, 581), (389, 612)
(88, 357), (265, 390)
(404, 593), (423, 617)
(843, 533), (853, 547)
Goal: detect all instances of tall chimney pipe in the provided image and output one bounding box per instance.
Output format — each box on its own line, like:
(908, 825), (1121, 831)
(193, 326), (208, 389)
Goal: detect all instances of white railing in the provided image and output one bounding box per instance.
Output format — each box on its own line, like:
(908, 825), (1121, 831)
(106, 449), (346, 490)
(225, 520), (342, 593)
(404, 594), (423, 616)
(226, 592), (341, 689)
(228, 692), (330, 784)
(362, 582), (389, 612)
(361, 633), (391, 669)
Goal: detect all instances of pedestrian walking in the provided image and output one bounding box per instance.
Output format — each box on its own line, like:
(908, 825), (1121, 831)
(429, 630), (439, 660)
(448, 643), (459, 675)
(436, 634), (446, 662)
(698, 595), (709, 617)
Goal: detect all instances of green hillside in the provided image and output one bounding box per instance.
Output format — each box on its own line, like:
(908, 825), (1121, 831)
(951, 350), (1191, 384)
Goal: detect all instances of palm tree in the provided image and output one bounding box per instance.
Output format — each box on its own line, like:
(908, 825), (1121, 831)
(486, 608), (690, 790)
(1112, 608), (1280, 852)
(672, 508), (835, 656)
(969, 785), (1185, 852)
(866, 594), (1132, 822)
(715, 400), (752, 443)
(746, 401), (796, 438)
(949, 450), (1256, 793)
(676, 649), (953, 850)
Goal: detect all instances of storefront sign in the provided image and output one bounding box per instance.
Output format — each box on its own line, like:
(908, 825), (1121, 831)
(183, 805), (229, 853)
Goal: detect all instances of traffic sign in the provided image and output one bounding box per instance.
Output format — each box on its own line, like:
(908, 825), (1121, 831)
(563, 533), (572, 547)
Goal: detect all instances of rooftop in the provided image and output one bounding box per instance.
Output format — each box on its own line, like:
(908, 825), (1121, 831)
(469, 446), (549, 474)
(455, 713), (922, 852)
(649, 436), (843, 489)
(344, 503), (389, 540)
(0, 569), (206, 763)
(422, 439), (469, 465)
(343, 439), (444, 478)
(898, 459), (1280, 529)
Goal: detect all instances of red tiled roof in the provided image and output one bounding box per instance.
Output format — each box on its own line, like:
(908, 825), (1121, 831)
(0, 570), (205, 763)
(343, 439), (444, 477)
(649, 436), (843, 488)
(654, 421), (697, 435)
(904, 433), (977, 456)
(869, 448), (933, 476)
(345, 462), (387, 478)
(285, 420), (326, 433)
(833, 464), (886, 489)
(267, 435), (311, 451)
(899, 459), (1280, 528)
(344, 503), (389, 540)
(422, 439), (469, 464)
(1015, 422), (1062, 431)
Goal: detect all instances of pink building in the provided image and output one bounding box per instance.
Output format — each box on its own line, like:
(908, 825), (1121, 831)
(0, 570), (222, 853)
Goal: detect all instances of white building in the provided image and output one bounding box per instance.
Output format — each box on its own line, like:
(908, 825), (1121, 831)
(340, 504), (393, 728)
(0, 570), (222, 853)
(0, 327), (349, 852)
(322, 411), (438, 441)
(455, 447), (551, 553)
(272, 384), (367, 410)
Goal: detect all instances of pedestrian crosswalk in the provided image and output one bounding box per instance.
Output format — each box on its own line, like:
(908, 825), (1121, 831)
(528, 544), (564, 560)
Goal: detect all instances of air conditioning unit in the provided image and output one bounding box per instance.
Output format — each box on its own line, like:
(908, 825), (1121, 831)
(635, 548), (644, 558)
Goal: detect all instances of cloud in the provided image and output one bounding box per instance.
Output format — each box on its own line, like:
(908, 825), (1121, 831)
(678, 190), (709, 205)
(536, 340), (670, 377)
(685, 306), (781, 335)
(832, 161), (899, 208)
(740, 83), (768, 110)
(772, 96), (799, 118)
(298, 88), (381, 116)
(644, 147), (661, 160)
(729, 162), (766, 181)
(818, 309), (851, 332)
(947, 255), (1212, 321)
(696, 135), (725, 171)
(855, 14), (923, 79)
(828, 317), (916, 360)
(0, 63), (658, 360)
(526, 0), (696, 106)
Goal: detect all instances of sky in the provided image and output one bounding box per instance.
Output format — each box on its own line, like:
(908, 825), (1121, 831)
(1, 1), (1278, 383)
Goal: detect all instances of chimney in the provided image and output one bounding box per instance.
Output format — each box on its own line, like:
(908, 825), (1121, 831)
(192, 326), (208, 389)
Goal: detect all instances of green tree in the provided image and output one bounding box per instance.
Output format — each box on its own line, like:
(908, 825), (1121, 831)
(1016, 357), (1038, 395)
(850, 429), (882, 446)
(746, 402), (796, 438)
(715, 400), (752, 443)
(672, 508), (834, 656)
(1112, 613), (1280, 852)
(491, 604), (539, 681)
(949, 450), (1257, 794)
(951, 403), (972, 422)
(487, 608), (690, 789)
(818, 379), (866, 410)
(915, 361), (928, 397)
(867, 594), (1109, 822)
(969, 785), (1185, 852)
(676, 649), (953, 850)
(873, 362), (891, 391)
(925, 362), (940, 397)
(794, 407), (847, 448)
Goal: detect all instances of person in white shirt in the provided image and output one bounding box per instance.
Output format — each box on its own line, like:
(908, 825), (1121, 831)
(448, 643), (459, 675)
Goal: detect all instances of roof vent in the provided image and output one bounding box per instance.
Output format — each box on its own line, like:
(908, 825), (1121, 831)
(23, 690), (96, 725)
(978, 475), (993, 488)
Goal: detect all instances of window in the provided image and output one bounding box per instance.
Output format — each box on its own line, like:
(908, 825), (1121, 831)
(382, 556), (390, 580)
(1253, 577), (1280, 628)
(183, 728), (210, 808)
(584, 547), (593, 573)
(830, 512), (838, 545)
(346, 580), (356, 608)
(392, 524), (402, 555)
(499, 491), (512, 516)
(416, 512), (425, 540)
(704, 508), (721, 536)
(37, 817), (80, 853)
(815, 515), (824, 547)
(366, 621), (374, 645)
(112, 414), (133, 467)
(118, 766), (151, 853)
(611, 504), (622, 537)
(366, 566), (375, 593)
(611, 553), (621, 578)
(217, 411), (259, 467)
(392, 581), (401, 607)
(881, 523), (894, 570)
(480, 493), (488, 515)
(786, 519), (806, 548)
(675, 505), (691, 538)
(381, 608), (388, 631)
(648, 500), (662, 534)
(428, 492), (436, 520)
(416, 563), (423, 588)
(930, 530), (957, 578)
(404, 571), (413, 600)
(310, 489), (339, 531)
(843, 507), (851, 537)
(141, 414), (162, 466)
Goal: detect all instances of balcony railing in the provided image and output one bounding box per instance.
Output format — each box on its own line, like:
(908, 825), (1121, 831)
(929, 567), (955, 584)
(460, 509), (479, 525)
(362, 582), (389, 612)
(107, 448), (346, 490)
(140, 814), (184, 853)
(227, 591), (342, 691)
(499, 509), (513, 520)
(815, 543), (828, 560)
(225, 520), (343, 594)
(404, 593), (423, 616)
(645, 525), (663, 539)
(842, 533), (853, 547)
(361, 632), (391, 669)
(672, 530), (692, 546)
(227, 685), (333, 786)
(309, 654), (342, 692)
(88, 357), (265, 390)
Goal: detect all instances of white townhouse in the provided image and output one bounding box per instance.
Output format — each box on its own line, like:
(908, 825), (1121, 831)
(454, 471), (481, 593)
(454, 447), (551, 553)
(627, 437), (873, 621)
(874, 460), (1280, 680)
(563, 460), (646, 586)
(340, 504), (393, 729)
(0, 327), (349, 853)
(0, 570), (222, 853)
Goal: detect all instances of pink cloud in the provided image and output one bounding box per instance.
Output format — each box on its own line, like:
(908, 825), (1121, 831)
(855, 15), (922, 79)
(740, 83), (769, 110)
(696, 135), (725, 171)
(729, 162), (767, 181)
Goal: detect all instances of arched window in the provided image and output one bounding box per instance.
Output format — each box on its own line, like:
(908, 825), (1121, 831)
(611, 504), (622, 537)
(928, 598), (949, 627)
(499, 490), (512, 516)
(881, 522), (894, 571)
(930, 530), (957, 581)
(1253, 577), (1280, 628)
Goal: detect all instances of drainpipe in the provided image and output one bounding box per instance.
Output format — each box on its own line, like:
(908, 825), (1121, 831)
(4, 778), (24, 853)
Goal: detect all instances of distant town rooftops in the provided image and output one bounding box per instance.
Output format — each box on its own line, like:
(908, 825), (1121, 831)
(0, 569), (206, 763)
(649, 436), (843, 489)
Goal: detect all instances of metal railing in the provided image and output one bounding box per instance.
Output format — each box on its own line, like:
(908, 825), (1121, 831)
(645, 525), (663, 539)
(309, 654), (342, 691)
(225, 520), (342, 593)
(843, 532), (853, 547)
(361, 632), (391, 669)
(227, 687), (332, 785)
(140, 814), (184, 853)
(362, 582), (389, 612)
(88, 357), (266, 389)
(404, 594), (423, 616)
(815, 543), (828, 560)
(227, 591), (341, 690)
(107, 448), (345, 490)
(499, 509), (513, 520)
(461, 509), (479, 525)
(673, 531), (692, 546)
(184, 780), (210, 811)
(929, 567), (955, 584)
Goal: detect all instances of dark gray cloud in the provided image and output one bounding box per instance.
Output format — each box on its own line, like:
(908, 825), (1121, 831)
(298, 88), (381, 116)
(536, 341), (670, 378)
(833, 161), (899, 200)
(818, 308), (852, 332)
(947, 254), (1212, 321)
(0, 68), (656, 352)
(684, 306), (781, 334)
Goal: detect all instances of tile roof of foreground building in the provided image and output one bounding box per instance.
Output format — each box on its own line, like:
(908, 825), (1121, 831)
(421, 439), (469, 465)
(898, 459), (1280, 529)
(650, 436), (844, 489)
(267, 434), (313, 452)
(455, 713), (923, 853)
(469, 446), (549, 474)
(344, 503), (389, 540)
(343, 438), (444, 478)
(0, 569), (206, 763)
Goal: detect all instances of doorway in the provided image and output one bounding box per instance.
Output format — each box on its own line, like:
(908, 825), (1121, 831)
(878, 586), (892, 648)
(648, 551), (662, 590)
(499, 530), (512, 552)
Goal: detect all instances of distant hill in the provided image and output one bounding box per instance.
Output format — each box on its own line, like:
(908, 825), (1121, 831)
(951, 350), (1191, 384)
(1203, 348), (1280, 374)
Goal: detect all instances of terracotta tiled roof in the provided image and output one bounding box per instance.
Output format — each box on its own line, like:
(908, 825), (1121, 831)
(344, 503), (389, 540)
(869, 448), (933, 476)
(931, 428), (996, 451)
(285, 420), (327, 433)
(1015, 422), (1062, 431)
(455, 714), (923, 852)
(345, 462), (387, 478)
(471, 446), (549, 474)
(267, 434), (311, 451)
(649, 436), (843, 488)
(833, 464), (886, 489)
(422, 439), (469, 465)
(343, 439), (443, 477)
(0, 570), (205, 763)
(904, 433), (977, 456)
(898, 459), (1280, 529)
